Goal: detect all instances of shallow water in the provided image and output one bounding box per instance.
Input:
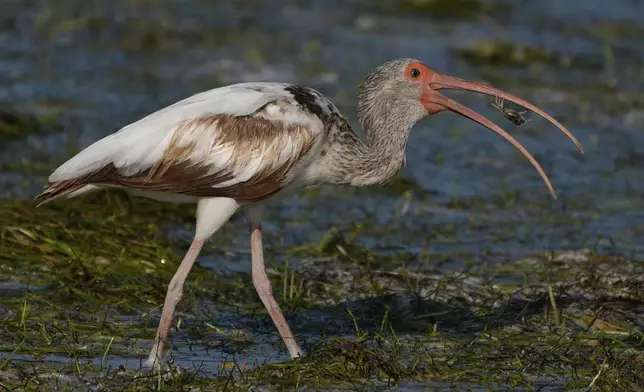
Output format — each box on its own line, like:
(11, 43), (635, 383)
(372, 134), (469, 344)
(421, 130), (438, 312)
(0, 0), (643, 389)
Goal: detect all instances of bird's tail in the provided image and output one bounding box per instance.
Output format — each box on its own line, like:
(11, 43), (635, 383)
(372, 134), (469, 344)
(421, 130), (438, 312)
(34, 182), (97, 208)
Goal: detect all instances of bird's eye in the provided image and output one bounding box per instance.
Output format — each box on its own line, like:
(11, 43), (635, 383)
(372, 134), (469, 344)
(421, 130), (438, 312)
(410, 68), (421, 78)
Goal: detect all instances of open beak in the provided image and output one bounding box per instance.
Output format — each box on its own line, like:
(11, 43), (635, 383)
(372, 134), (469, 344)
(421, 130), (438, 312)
(420, 71), (583, 200)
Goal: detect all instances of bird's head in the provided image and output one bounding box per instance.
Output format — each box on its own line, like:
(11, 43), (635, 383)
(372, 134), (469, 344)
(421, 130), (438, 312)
(358, 58), (584, 199)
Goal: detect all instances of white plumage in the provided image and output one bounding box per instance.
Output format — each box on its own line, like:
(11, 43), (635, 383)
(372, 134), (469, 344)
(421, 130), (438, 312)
(49, 83), (314, 180)
(47, 83), (326, 202)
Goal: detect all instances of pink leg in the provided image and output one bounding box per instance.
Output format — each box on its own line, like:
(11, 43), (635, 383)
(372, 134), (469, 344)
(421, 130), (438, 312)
(146, 239), (204, 369)
(250, 222), (303, 359)
(145, 197), (239, 370)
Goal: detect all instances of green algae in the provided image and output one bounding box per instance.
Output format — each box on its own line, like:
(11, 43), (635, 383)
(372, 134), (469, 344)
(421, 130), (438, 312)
(0, 192), (642, 390)
(584, 21), (644, 41)
(454, 40), (603, 70)
(32, 0), (261, 56)
(0, 107), (62, 143)
(365, 0), (511, 20)
(0, 192), (217, 315)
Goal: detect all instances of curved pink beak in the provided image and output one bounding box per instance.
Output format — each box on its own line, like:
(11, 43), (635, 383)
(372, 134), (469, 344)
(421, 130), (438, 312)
(420, 71), (583, 200)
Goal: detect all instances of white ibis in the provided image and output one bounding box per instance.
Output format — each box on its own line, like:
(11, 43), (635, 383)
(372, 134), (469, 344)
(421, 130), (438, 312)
(38, 59), (583, 368)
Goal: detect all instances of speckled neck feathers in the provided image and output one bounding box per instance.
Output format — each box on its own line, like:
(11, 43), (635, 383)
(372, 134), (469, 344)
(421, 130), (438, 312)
(319, 59), (426, 187)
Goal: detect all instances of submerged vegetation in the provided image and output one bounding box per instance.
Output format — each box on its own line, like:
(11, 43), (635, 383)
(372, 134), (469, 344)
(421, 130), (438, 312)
(0, 106), (61, 142)
(0, 194), (642, 390)
(453, 40), (603, 70)
(360, 0), (511, 20)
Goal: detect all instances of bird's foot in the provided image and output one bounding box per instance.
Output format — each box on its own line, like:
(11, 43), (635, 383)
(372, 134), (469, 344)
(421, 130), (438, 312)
(144, 352), (168, 373)
(287, 342), (306, 360)
(143, 354), (184, 380)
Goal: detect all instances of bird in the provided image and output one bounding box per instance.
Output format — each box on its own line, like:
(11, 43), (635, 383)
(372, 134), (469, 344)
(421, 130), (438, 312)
(37, 58), (584, 369)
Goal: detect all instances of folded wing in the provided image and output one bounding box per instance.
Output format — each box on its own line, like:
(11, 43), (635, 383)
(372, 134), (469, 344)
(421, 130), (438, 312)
(41, 83), (325, 204)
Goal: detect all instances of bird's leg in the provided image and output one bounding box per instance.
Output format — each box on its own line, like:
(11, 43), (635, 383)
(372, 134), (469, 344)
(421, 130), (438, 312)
(145, 197), (238, 370)
(249, 221), (303, 359)
(146, 238), (204, 369)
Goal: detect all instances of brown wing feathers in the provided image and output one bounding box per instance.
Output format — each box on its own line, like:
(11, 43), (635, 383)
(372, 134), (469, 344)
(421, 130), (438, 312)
(39, 114), (314, 204)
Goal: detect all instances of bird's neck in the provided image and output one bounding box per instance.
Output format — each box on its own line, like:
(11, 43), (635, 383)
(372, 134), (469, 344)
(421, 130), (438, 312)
(326, 111), (414, 187)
